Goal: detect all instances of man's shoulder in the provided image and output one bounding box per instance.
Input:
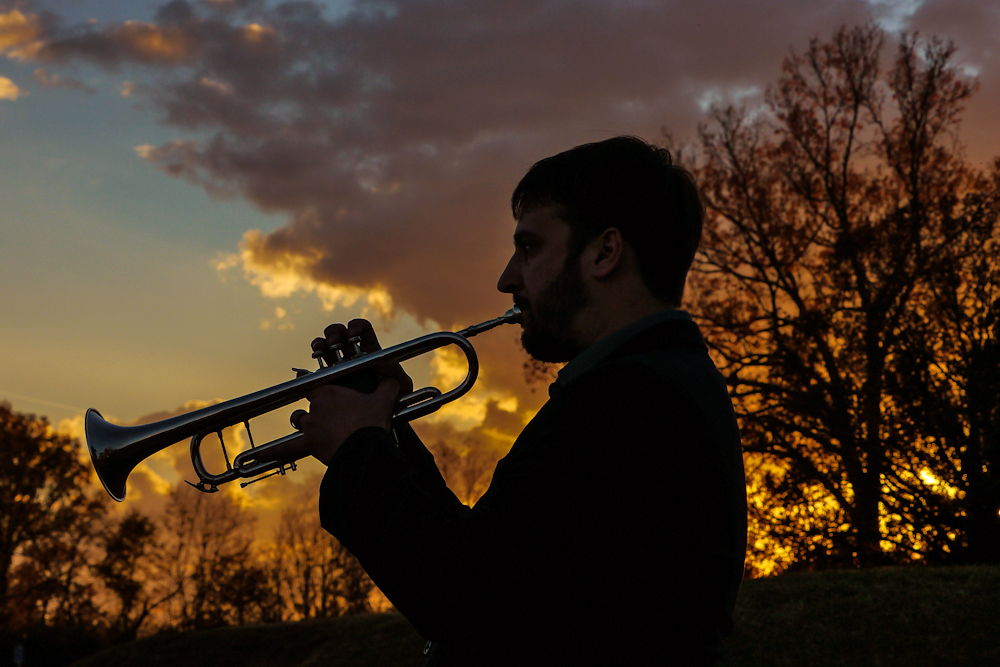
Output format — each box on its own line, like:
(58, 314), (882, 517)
(557, 318), (714, 396)
(610, 315), (707, 358)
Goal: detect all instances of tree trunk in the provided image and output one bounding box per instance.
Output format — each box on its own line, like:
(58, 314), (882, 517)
(850, 470), (888, 566)
(963, 475), (1000, 563)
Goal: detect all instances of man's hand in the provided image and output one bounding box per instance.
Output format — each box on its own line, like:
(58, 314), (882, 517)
(311, 318), (414, 397)
(294, 376), (401, 465)
(277, 318), (414, 466)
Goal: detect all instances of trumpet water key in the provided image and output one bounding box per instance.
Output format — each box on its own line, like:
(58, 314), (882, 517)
(85, 307), (521, 501)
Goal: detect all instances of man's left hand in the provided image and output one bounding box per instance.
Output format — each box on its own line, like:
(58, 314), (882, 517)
(285, 376), (400, 466)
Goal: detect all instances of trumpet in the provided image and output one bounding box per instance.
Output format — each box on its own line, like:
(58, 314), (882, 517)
(86, 307), (521, 502)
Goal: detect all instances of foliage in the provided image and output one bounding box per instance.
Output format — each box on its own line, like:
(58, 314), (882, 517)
(719, 565), (1000, 666)
(688, 25), (1000, 571)
(70, 612), (427, 667)
(92, 511), (163, 641)
(0, 401), (107, 629)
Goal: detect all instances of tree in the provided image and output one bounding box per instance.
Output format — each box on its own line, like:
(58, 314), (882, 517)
(271, 485), (374, 619)
(426, 437), (504, 507)
(890, 162), (1000, 563)
(92, 510), (164, 641)
(688, 25), (1000, 570)
(154, 486), (277, 631)
(0, 402), (107, 627)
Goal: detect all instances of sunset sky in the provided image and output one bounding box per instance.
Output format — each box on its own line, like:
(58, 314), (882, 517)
(2, 0), (999, 524)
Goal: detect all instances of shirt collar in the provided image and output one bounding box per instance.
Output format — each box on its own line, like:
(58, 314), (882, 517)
(550, 309), (694, 394)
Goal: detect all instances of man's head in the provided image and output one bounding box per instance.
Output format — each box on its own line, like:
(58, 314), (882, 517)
(498, 136), (703, 362)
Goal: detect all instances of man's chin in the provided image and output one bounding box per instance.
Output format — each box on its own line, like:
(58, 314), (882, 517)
(520, 330), (577, 364)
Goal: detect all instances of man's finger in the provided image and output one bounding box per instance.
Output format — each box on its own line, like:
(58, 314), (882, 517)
(290, 408), (309, 431)
(323, 322), (349, 343)
(346, 318), (382, 354)
(315, 324), (349, 365)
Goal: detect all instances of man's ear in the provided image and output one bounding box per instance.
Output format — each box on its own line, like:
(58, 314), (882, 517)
(585, 227), (625, 279)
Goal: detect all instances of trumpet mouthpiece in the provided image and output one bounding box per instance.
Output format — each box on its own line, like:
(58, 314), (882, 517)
(457, 306), (522, 338)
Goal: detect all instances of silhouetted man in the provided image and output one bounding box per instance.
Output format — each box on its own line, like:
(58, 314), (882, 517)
(291, 136), (747, 665)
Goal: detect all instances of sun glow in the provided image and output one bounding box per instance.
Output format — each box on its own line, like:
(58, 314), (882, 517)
(117, 20), (190, 62)
(215, 230), (395, 320)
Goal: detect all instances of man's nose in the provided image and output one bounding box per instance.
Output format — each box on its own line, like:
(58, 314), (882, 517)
(497, 254), (519, 294)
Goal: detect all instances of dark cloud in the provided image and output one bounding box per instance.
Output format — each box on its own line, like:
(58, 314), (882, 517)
(16, 0), (901, 324)
(12, 2), (999, 406)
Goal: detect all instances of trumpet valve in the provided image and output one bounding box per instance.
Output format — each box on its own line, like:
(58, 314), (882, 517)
(346, 336), (363, 356)
(311, 342), (342, 368)
(310, 335), (362, 368)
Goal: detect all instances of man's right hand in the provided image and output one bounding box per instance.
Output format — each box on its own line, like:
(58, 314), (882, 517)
(309, 318), (414, 397)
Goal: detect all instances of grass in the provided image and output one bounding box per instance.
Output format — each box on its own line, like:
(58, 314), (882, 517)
(70, 566), (999, 667)
(69, 614), (426, 667)
(719, 565), (1000, 667)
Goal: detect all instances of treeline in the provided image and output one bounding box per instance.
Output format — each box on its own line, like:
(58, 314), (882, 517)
(0, 401), (375, 650)
(683, 25), (999, 575)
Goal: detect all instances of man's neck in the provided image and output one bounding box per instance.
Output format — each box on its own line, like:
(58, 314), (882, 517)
(575, 291), (675, 351)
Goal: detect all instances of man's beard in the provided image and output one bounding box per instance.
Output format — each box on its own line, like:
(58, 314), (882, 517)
(519, 261), (590, 363)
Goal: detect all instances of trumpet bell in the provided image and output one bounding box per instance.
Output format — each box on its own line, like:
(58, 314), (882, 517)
(86, 409), (140, 502)
(85, 408), (190, 502)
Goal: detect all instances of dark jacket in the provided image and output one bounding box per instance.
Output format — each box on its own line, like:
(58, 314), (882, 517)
(319, 316), (747, 666)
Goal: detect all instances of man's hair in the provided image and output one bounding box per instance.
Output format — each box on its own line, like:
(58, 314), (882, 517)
(511, 135), (703, 307)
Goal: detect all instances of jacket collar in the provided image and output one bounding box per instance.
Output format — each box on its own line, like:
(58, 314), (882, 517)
(549, 309), (706, 396)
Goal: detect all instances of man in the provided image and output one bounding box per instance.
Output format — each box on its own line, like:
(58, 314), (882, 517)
(292, 136), (747, 665)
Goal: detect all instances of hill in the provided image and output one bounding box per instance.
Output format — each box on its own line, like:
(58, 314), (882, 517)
(70, 565), (1000, 667)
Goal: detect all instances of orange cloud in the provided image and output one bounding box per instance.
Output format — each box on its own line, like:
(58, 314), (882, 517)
(115, 20), (190, 63)
(215, 229), (396, 320)
(0, 9), (43, 60)
(0, 75), (21, 100)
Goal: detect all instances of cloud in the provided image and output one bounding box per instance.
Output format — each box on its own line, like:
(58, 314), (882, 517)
(38, 18), (196, 67)
(214, 228), (396, 318)
(32, 67), (95, 92)
(16, 0), (1000, 442)
(0, 9), (44, 60)
(10, 0), (891, 324)
(0, 75), (21, 99)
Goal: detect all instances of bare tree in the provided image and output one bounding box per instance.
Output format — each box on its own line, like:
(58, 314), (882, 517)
(154, 486), (276, 630)
(426, 437), (504, 507)
(688, 25), (1000, 569)
(271, 485), (374, 619)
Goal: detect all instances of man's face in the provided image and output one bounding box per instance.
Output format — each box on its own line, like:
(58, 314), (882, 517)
(497, 206), (590, 363)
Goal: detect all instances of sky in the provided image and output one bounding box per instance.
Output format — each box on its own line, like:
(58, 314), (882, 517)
(2, 0), (999, 527)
